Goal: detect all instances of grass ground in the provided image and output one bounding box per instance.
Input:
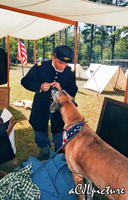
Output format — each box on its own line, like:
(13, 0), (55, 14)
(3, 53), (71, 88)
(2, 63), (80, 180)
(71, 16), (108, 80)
(0, 64), (125, 175)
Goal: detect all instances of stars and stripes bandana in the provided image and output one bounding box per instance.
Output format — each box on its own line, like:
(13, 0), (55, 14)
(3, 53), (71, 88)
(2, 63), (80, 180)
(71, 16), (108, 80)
(62, 121), (85, 150)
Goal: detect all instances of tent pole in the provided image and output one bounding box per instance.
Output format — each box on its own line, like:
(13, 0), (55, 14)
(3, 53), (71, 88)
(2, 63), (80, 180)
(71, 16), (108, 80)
(0, 4), (78, 26)
(34, 40), (36, 64)
(7, 35), (9, 87)
(7, 35), (10, 108)
(21, 60), (24, 76)
(74, 24), (78, 73)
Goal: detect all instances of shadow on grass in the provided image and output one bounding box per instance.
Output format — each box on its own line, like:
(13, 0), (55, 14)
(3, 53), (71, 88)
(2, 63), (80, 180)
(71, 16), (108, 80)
(76, 77), (87, 82)
(0, 106), (27, 122)
(10, 65), (31, 69)
(77, 90), (87, 96)
(10, 67), (17, 70)
(8, 106), (27, 121)
(102, 89), (125, 96)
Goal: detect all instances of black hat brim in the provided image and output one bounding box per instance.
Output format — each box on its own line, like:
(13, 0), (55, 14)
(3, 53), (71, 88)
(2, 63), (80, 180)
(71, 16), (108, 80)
(55, 54), (72, 63)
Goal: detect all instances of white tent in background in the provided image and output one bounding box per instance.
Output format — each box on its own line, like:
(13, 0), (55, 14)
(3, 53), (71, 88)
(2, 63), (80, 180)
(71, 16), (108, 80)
(85, 63), (101, 79)
(83, 65), (126, 94)
(69, 64), (88, 79)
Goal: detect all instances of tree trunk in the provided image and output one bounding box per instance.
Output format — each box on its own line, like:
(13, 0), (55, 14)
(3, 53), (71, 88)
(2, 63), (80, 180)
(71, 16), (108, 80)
(111, 26), (116, 61)
(60, 31), (62, 45)
(89, 24), (94, 64)
(111, 0), (117, 63)
(27, 40), (29, 63)
(43, 38), (45, 60)
(77, 27), (80, 63)
(53, 34), (55, 51)
(101, 42), (103, 61)
(65, 28), (67, 45)
(101, 26), (103, 61)
(3, 37), (5, 49)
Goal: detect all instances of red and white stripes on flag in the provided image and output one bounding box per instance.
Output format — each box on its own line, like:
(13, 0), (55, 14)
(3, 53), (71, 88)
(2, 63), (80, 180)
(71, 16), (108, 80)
(17, 39), (27, 65)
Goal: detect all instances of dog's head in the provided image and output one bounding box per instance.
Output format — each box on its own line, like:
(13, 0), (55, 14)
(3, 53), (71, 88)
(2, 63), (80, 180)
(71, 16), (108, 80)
(50, 87), (84, 129)
(50, 87), (77, 113)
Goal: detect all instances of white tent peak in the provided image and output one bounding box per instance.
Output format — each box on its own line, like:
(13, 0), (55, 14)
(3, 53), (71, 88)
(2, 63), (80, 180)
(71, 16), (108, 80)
(85, 63), (101, 79)
(68, 63), (88, 79)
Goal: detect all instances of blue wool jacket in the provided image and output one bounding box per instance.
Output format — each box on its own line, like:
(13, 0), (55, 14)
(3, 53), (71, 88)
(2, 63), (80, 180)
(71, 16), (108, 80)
(21, 60), (78, 133)
(22, 151), (78, 200)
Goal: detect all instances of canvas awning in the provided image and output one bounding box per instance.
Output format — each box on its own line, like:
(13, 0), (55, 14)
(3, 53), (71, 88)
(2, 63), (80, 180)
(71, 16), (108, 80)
(0, 8), (71, 40)
(1, 0), (128, 40)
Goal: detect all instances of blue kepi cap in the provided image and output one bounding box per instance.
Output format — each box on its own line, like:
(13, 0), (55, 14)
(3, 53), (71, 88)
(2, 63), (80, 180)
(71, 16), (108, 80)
(54, 45), (72, 63)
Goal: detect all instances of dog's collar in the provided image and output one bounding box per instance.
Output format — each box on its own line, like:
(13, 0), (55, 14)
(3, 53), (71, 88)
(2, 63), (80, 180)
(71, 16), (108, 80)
(62, 121), (86, 149)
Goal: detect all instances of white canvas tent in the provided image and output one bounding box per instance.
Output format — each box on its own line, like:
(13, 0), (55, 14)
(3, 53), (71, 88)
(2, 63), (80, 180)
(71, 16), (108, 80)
(83, 65), (126, 94)
(68, 64), (88, 79)
(85, 63), (101, 79)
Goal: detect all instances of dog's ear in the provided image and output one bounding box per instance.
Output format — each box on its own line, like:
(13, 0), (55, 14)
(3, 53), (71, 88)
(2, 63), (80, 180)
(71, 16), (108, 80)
(71, 98), (78, 107)
(50, 100), (62, 113)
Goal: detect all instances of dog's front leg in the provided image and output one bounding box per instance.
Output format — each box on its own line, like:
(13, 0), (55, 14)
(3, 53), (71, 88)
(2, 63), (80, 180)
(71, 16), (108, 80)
(72, 172), (85, 200)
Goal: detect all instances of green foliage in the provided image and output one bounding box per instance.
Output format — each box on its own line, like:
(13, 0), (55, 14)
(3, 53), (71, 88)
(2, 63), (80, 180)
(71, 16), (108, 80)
(9, 38), (19, 61)
(1, 20), (128, 66)
(0, 38), (4, 48)
(80, 59), (88, 66)
(27, 40), (35, 63)
(79, 0), (128, 63)
(81, 22), (128, 63)
(114, 36), (128, 59)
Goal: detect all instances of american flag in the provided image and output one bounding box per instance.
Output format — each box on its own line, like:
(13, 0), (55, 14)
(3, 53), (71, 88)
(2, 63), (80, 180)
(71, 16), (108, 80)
(17, 39), (27, 65)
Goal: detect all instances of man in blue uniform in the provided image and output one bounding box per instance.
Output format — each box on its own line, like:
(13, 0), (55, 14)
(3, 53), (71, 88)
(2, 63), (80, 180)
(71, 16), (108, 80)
(21, 45), (78, 153)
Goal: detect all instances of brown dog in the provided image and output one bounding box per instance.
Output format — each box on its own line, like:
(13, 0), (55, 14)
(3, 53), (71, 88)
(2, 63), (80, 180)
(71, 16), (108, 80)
(50, 88), (128, 200)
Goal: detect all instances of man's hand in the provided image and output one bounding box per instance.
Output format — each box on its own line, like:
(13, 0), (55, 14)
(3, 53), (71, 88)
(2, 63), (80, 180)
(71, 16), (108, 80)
(6, 117), (16, 136)
(51, 82), (62, 91)
(41, 82), (51, 91)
